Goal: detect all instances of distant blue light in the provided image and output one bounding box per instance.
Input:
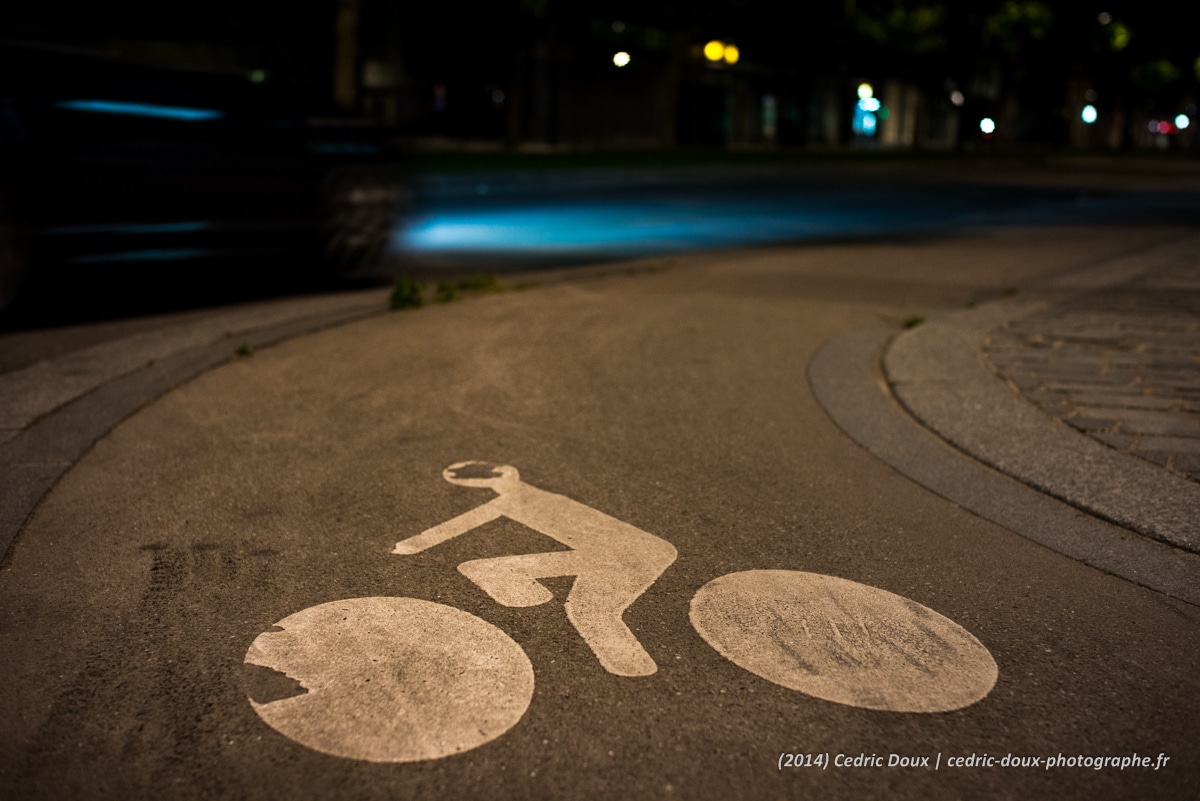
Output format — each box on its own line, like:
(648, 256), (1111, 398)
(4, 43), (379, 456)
(1081, 105), (1098, 124)
(397, 197), (915, 256)
(56, 100), (224, 121)
(852, 107), (877, 136)
(394, 183), (1200, 265)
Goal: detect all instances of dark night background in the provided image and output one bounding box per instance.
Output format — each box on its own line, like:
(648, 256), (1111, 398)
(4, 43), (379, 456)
(2, 0), (1199, 323)
(3, 1), (1198, 151)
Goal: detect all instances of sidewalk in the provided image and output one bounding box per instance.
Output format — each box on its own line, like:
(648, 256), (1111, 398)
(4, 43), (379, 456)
(810, 232), (1200, 606)
(887, 235), (1200, 551)
(984, 258), (1200, 483)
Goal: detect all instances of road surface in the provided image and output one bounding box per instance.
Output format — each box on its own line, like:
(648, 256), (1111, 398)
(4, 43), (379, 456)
(1, 161), (1198, 800)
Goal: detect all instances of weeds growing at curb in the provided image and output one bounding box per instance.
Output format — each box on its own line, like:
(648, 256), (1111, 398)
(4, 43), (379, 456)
(236, 343), (253, 357)
(390, 275), (427, 309)
(456, 274), (499, 292)
(902, 315), (925, 329)
(436, 274), (502, 304)
(392, 273), (502, 309)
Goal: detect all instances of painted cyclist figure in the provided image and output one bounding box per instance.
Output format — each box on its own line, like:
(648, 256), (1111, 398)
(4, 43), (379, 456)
(393, 461), (678, 677)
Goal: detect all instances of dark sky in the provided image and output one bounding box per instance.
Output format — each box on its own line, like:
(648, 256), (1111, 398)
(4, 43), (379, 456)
(3, 0), (1196, 116)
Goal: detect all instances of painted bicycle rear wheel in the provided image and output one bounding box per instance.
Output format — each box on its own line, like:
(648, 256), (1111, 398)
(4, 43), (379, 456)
(245, 597), (535, 762)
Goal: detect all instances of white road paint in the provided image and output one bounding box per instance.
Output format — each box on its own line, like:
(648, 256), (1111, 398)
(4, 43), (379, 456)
(393, 462), (677, 677)
(689, 570), (997, 712)
(245, 465), (999, 763)
(245, 597), (534, 762)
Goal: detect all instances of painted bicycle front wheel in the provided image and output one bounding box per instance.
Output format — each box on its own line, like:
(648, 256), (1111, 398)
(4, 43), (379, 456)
(689, 570), (997, 713)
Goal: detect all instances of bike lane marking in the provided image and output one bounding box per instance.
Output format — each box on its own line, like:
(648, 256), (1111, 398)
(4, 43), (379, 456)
(246, 597), (534, 763)
(244, 461), (998, 763)
(393, 461), (678, 678)
(690, 571), (998, 713)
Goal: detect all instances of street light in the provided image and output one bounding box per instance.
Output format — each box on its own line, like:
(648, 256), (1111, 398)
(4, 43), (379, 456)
(1081, 105), (1098, 124)
(613, 51), (631, 68)
(703, 40), (740, 65)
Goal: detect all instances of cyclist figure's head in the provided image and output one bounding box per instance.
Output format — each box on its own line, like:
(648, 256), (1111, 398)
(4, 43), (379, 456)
(443, 461), (520, 490)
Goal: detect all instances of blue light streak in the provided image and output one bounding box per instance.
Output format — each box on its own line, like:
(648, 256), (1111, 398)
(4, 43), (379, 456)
(43, 221), (212, 236)
(65, 248), (213, 265)
(55, 100), (224, 121)
(396, 195), (921, 257)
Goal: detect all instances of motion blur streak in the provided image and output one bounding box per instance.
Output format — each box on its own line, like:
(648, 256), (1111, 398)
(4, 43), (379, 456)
(396, 195), (948, 258)
(54, 100), (224, 121)
(42, 222), (212, 236)
(63, 249), (214, 265)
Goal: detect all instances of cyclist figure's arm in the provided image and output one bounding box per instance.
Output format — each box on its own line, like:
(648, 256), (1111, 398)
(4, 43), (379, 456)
(392, 500), (505, 555)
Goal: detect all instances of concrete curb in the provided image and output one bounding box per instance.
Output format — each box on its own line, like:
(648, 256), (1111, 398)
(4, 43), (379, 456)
(0, 289), (390, 564)
(886, 236), (1200, 553)
(808, 326), (1200, 607)
(808, 234), (1200, 606)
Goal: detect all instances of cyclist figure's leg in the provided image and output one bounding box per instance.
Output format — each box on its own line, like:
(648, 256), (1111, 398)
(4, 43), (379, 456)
(458, 547), (671, 676)
(457, 550), (582, 607)
(564, 571), (661, 677)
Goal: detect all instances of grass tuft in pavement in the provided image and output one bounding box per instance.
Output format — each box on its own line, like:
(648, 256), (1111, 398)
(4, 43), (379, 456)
(392, 273), (501, 309)
(436, 274), (502, 304)
(389, 275), (427, 310)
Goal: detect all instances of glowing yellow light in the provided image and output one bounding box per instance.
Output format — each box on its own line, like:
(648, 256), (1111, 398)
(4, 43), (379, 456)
(857, 83), (874, 100)
(704, 41), (725, 62)
(613, 51), (631, 67)
(723, 44), (740, 64)
(1109, 22), (1129, 50)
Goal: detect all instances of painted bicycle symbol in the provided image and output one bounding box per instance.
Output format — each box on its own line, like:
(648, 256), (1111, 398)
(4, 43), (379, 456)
(244, 461), (997, 763)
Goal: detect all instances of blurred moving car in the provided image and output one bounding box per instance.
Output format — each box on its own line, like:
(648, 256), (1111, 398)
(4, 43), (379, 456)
(0, 40), (400, 316)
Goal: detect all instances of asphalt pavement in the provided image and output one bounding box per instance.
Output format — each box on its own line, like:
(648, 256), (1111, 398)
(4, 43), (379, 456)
(1, 221), (1199, 800)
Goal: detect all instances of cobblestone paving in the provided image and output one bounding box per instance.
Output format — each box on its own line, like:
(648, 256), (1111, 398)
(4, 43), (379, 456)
(984, 254), (1200, 483)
